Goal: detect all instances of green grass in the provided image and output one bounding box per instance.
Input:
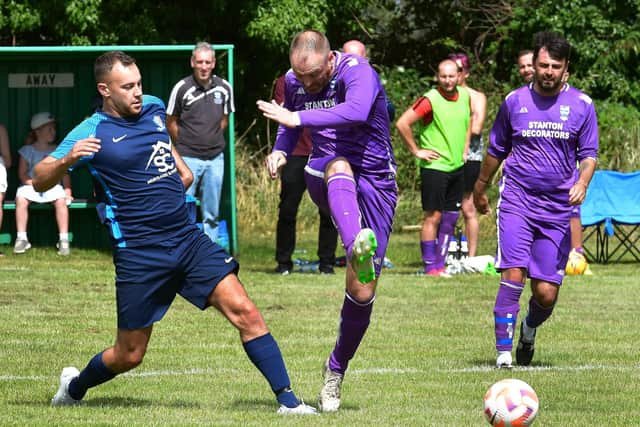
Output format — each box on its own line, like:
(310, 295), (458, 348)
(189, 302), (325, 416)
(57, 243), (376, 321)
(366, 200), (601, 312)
(1, 231), (639, 426)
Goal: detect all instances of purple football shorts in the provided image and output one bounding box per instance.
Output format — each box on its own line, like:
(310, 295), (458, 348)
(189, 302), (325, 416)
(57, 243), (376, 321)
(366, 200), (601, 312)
(495, 207), (571, 285)
(304, 156), (397, 277)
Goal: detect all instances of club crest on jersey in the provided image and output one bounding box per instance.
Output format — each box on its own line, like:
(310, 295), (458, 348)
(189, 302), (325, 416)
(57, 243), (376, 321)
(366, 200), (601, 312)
(153, 115), (165, 131)
(559, 105), (570, 121)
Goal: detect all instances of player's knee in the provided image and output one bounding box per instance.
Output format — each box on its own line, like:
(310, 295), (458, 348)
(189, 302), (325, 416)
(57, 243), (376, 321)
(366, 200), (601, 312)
(238, 300), (263, 326)
(325, 157), (352, 176)
(534, 293), (556, 309)
(120, 350), (145, 370)
(112, 345), (146, 371)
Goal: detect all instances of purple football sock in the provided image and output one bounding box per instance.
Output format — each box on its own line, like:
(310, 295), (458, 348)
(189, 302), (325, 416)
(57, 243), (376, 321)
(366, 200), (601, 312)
(327, 173), (361, 256)
(494, 279), (525, 352)
(328, 292), (374, 375)
(421, 240), (437, 273)
(525, 297), (555, 328)
(435, 211), (458, 270)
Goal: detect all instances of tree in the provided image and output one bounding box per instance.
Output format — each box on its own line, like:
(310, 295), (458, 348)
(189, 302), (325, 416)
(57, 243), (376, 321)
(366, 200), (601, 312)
(0, 0), (41, 46)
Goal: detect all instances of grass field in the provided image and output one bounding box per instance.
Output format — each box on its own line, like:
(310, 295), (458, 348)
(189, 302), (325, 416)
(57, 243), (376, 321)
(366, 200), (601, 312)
(1, 230), (639, 426)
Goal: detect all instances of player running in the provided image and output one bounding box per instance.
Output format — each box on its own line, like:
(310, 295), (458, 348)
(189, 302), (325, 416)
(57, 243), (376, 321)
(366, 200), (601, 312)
(473, 32), (598, 368)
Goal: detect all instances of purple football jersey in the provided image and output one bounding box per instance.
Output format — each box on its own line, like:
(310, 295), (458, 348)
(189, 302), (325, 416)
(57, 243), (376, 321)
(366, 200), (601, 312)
(489, 83), (599, 219)
(274, 52), (396, 178)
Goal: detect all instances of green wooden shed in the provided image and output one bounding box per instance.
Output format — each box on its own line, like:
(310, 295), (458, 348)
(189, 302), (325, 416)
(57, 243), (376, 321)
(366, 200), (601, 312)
(0, 44), (238, 254)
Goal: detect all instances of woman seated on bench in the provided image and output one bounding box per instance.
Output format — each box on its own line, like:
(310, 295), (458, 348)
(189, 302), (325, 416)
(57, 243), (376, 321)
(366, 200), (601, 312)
(14, 112), (73, 256)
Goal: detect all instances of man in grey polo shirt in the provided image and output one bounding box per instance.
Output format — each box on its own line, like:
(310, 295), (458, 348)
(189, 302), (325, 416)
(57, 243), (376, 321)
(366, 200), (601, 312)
(167, 42), (235, 243)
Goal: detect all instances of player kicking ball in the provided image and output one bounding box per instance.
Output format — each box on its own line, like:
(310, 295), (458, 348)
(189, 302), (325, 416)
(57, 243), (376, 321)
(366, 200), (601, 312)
(258, 30), (397, 411)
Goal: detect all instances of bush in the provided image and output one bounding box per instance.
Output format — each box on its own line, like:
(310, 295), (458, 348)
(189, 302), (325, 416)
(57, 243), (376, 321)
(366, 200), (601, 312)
(593, 100), (640, 172)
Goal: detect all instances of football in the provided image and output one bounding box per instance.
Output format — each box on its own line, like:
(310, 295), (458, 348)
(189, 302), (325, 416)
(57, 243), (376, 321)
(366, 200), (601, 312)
(484, 379), (539, 426)
(565, 251), (587, 275)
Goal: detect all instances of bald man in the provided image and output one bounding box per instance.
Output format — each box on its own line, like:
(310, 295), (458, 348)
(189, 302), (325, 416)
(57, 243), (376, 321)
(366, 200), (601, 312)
(342, 39), (396, 121)
(396, 59), (471, 277)
(257, 30), (397, 412)
(342, 40), (367, 57)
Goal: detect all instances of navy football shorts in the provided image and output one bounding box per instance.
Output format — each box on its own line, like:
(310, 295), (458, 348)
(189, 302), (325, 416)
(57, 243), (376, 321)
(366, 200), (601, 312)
(114, 230), (239, 330)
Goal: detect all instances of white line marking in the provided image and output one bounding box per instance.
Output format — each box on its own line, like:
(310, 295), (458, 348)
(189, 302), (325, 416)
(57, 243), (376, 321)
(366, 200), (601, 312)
(2, 364), (637, 382)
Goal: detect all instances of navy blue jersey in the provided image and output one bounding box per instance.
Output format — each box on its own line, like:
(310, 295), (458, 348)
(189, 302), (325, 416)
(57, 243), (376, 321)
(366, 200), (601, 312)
(51, 95), (197, 248)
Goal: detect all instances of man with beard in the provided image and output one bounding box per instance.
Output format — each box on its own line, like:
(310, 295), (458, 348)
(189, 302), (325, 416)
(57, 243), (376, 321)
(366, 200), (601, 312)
(34, 51), (316, 415)
(474, 32), (599, 368)
(516, 49), (535, 83)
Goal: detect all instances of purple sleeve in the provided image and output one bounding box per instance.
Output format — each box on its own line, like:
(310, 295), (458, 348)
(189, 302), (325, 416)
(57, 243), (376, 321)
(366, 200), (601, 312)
(577, 101), (599, 162)
(273, 76), (302, 155)
(487, 99), (512, 159)
(274, 125), (302, 155)
(298, 63), (378, 127)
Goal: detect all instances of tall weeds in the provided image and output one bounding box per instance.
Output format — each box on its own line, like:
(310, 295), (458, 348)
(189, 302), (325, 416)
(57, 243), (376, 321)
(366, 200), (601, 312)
(234, 144), (320, 233)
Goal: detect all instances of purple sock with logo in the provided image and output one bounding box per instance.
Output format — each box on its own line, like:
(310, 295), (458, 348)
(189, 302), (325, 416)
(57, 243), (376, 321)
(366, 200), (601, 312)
(494, 279), (525, 351)
(435, 211), (458, 270)
(421, 240), (437, 273)
(327, 173), (360, 256)
(328, 292), (374, 374)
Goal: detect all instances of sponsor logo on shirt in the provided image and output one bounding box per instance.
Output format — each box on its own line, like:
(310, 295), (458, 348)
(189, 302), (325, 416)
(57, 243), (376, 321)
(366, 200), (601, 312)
(305, 99), (337, 110)
(145, 140), (177, 184)
(522, 121), (570, 139)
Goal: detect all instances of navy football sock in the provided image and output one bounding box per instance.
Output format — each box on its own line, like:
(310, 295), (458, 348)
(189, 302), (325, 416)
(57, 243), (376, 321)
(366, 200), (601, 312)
(243, 333), (299, 408)
(68, 352), (117, 400)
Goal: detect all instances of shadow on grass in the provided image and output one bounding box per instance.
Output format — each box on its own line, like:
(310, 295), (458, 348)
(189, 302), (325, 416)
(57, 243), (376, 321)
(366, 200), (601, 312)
(15, 396), (201, 408)
(230, 397), (360, 412)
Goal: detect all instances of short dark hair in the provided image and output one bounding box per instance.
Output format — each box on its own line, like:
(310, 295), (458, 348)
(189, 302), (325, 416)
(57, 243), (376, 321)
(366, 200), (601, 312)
(517, 49), (533, 60)
(94, 51), (136, 83)
(532, 32), (571, 63)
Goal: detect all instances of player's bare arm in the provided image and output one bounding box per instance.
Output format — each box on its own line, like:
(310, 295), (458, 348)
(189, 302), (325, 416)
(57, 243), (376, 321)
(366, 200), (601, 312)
(33, 137), (101, 192)
(166, 114), (179, 144)
(463, 115), (472, 161)
(473, 154), (503, 215)
(256, 100), (300, 128)
(569, 157), (597, 205)
(171, 145), (193, 189)
(395, 108), (441, 162)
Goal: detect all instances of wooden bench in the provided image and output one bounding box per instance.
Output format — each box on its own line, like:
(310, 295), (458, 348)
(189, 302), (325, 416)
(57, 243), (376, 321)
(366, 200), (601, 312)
(0, 197), (202, 248)
(0, 199), (100, 247)
(2, 199), (96, 210)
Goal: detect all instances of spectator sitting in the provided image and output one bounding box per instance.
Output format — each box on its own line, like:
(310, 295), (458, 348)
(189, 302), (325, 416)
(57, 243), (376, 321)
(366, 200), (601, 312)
(0, 123), (12, 257)
(14, 112), (72, 255)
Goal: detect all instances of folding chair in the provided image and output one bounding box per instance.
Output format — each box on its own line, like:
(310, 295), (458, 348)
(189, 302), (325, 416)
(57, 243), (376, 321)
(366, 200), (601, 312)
(581, 171), (640, 264)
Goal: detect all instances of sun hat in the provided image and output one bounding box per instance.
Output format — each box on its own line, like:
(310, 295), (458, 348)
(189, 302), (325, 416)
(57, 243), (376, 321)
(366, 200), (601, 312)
(30, 112), (55, 130)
